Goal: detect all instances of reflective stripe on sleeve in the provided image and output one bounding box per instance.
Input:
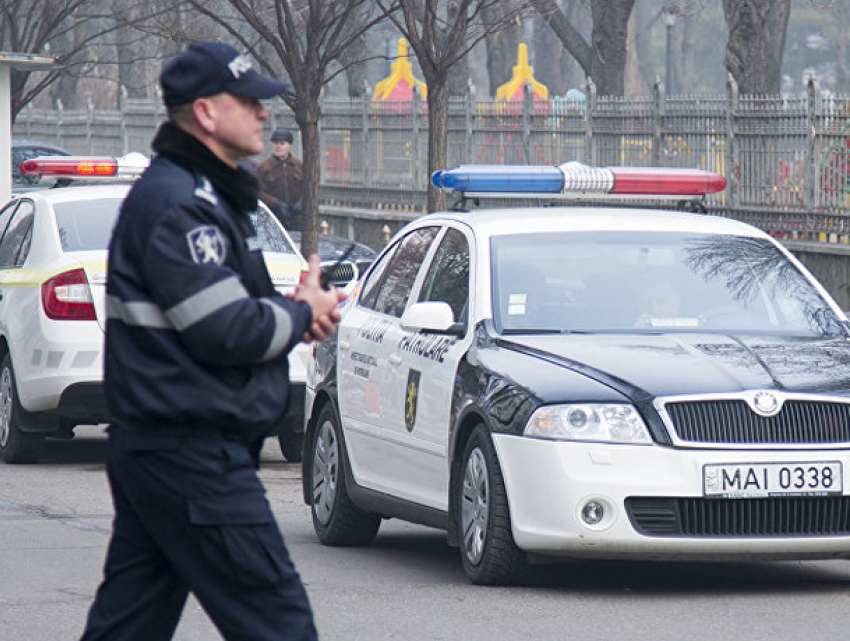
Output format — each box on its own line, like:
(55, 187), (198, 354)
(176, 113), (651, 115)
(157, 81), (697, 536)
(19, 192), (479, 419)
(259, 297), (294, 361)
(165, 276), (249, 331)
(106, 296), (170, 328)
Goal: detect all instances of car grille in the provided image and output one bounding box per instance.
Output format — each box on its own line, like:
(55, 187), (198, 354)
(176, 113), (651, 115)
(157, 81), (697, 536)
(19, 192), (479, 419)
(321, 260), (356, 286)
(626, 496), (850, 537)
(663, 399), (850, 445)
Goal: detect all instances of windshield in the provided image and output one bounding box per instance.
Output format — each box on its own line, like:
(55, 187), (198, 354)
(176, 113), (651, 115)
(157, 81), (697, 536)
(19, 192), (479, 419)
(491, 231), (846, 338)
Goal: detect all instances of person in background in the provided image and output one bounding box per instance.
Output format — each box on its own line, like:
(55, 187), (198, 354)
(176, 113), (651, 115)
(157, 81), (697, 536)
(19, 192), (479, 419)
(256, 127), (304, 230)
(79, 41), (342, 641)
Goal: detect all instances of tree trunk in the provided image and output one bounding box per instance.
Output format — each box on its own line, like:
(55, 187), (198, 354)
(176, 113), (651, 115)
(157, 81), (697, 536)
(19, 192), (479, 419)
(294, 100), (322, 259)
(482, 5), (522, 96)
(838, 1), (850, 91)
(678, 11), (697, 95)
(117, 27), (148, 100)
(426, 82), (449, 213)
(589, 0), (635, 96)
(723, 0), (790, 94)
(341, 33), (370, 98)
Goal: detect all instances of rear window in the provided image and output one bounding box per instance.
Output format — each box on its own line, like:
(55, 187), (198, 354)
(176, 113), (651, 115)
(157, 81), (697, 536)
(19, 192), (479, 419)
(54, 199), (299, 255)
(54, 198), (123, 251)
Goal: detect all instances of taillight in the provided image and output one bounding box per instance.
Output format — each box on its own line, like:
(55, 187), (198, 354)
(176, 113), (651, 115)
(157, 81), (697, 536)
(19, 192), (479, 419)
(41, 269), (96, 321)
(299, 269), (309, 285)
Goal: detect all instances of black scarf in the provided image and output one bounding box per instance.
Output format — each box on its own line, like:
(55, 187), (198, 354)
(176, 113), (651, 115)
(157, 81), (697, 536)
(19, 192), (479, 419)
(151, 121), (260, 214)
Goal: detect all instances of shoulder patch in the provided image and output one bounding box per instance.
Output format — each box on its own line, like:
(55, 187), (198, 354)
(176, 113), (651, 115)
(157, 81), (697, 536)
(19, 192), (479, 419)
(194, 176), (218, 205)
(187, 225), (227, 265)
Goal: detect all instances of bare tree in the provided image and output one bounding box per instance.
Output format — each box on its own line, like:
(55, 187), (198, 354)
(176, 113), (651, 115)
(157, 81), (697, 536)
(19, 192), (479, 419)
(532, 0), (636, 96)
(723, 0), (790, 94)
(380, 0), (533, 212)
(172, 0), (398, 256)
(1, 0), (123, 119)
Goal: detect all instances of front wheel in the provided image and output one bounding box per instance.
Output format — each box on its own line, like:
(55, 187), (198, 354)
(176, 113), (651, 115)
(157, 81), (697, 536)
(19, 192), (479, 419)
(0, 354), (44, 464)
(458, 425), (525, 585)
(307, 403), (380, 546)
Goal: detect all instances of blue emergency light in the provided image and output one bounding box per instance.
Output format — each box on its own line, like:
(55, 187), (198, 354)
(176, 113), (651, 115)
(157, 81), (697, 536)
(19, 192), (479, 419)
(431, 162), (726, 199)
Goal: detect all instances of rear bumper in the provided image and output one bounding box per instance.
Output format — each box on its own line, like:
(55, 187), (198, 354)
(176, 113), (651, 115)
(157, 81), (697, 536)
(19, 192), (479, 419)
(56, 382), (110, 423)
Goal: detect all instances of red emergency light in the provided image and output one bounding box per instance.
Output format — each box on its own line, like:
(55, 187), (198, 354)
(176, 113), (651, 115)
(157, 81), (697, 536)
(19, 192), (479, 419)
(19, 152), (149, 180)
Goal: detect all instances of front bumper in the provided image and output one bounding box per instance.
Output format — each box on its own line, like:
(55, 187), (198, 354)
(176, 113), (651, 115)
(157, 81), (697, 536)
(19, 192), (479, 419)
(493, 433), (850, 561)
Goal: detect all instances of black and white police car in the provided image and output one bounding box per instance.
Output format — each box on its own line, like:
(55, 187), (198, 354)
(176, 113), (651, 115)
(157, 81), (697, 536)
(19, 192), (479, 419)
(0, 154), (309, 463)
(304, 161), (850, 585)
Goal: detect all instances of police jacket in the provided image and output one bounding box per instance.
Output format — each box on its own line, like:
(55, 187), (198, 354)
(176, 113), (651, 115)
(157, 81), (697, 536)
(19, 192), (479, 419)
(255, 153), (304, 207)
(105, 122), (312, 438)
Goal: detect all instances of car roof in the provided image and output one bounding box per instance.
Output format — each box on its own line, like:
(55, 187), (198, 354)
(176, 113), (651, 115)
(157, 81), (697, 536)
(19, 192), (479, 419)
(18, 183), (131, 204)
(419, 205), (769, 240)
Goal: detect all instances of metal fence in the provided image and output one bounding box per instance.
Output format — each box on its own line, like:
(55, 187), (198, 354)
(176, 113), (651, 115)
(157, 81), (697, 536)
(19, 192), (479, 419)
(14, 77), (850, 242)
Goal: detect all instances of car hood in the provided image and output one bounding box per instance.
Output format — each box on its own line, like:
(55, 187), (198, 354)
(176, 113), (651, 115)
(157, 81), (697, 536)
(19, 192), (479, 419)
(500, 332), (850, 399)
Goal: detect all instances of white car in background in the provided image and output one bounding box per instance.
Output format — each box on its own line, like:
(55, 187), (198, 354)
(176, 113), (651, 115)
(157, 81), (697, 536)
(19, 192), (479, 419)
(0, 154), (309, 463)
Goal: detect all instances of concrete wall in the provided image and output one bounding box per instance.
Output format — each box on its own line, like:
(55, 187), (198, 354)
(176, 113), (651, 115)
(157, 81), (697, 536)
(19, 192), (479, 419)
(786, 242), (850, 311)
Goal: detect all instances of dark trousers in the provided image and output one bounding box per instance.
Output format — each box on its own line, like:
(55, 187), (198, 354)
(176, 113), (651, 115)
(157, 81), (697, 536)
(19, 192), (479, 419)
(80, 426), (317, 641)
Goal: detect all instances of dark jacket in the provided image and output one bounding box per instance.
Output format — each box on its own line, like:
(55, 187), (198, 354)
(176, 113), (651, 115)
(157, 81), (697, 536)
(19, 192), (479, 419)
(104, 122), (312, 442)
(255, 153), (304, 207)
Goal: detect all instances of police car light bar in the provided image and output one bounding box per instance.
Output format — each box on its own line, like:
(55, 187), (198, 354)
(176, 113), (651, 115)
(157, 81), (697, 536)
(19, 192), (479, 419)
(431, 162), (727, 200)
(19, 152), (149, 180)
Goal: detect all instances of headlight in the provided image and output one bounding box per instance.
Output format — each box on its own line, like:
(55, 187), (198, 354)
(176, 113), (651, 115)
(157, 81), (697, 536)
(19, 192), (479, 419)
(524, 404), (652, 445)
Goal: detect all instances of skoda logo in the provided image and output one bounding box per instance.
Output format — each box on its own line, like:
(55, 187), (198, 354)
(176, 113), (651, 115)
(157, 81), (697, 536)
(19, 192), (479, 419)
(751, 391), (781, 417)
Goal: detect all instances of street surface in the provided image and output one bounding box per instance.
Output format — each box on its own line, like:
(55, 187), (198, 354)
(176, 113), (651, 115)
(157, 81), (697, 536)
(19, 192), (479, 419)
(2, 425), (850, 640)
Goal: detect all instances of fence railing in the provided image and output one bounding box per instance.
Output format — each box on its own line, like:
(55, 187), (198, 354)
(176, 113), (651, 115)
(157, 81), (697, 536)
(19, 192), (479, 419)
(14, 77), (850, 243)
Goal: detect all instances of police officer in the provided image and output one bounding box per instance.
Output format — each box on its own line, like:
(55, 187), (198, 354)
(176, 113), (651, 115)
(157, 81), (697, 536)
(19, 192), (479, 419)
(256, 128), (304, 230)
(79, 42), (342, 641)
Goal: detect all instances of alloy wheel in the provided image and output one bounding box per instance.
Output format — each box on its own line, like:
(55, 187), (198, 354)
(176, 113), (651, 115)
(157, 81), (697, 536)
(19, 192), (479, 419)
(312, 418), (340, 526)
(0, 366), (12, 448)
(461, 447), (490, 566)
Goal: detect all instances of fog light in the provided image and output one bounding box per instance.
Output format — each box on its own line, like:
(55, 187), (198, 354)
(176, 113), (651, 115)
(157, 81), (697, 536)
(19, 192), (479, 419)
(581, 501), (604, 525)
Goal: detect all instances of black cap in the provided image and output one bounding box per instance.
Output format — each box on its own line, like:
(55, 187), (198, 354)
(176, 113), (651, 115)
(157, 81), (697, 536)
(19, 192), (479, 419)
(160, 42), (289, 107)
(271, 128), (294, 143)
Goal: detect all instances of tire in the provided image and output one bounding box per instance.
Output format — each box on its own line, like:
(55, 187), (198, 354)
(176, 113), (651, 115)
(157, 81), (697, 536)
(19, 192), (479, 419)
(307, 403), (380, 546)
(277, 415), (304, 463)
(458, 425), (525, 585)
(0, 355), (44, 464)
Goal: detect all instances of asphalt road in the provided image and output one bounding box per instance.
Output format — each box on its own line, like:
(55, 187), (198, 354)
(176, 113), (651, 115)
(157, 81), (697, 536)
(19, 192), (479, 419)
(3, 425), (850, 640)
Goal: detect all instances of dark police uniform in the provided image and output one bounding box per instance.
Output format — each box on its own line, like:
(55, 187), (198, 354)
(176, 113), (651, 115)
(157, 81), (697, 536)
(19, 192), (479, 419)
(80, 121), (317, 640)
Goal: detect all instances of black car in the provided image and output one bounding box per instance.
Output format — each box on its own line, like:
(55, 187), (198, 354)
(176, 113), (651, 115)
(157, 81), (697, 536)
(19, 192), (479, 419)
(12, 140), (72, 192)
(288, 231), (377, 287)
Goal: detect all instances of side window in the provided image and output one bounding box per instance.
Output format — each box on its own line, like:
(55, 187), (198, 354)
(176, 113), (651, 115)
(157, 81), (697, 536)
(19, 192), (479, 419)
(0, 202), (35, 268)
(359, 242), (400, 312)
(418, 228), (470, 325)
(359, 227), (439, 317)
(0, 200), (21, 245)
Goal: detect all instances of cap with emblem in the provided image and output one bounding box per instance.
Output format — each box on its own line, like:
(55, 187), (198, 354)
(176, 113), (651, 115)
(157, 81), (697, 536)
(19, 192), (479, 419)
(160, 41), (289, 107)
(271, 128), (294, 143)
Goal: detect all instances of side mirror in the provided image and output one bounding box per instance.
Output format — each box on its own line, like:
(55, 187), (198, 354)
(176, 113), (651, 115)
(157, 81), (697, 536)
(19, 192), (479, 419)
(401, 301), (464, 336)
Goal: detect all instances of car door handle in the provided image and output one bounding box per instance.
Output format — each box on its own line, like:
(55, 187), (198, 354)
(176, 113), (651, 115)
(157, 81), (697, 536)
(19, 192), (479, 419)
(388, 354), (402, 366)
(339, 341), (350, 351)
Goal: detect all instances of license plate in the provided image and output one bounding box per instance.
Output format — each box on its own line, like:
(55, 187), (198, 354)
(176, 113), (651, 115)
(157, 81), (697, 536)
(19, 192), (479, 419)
(703, 461), (843, 498)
